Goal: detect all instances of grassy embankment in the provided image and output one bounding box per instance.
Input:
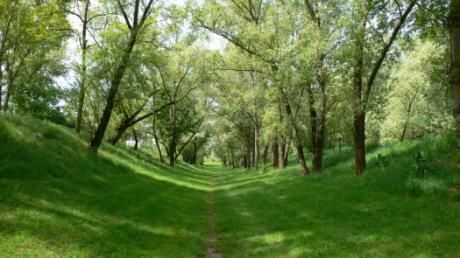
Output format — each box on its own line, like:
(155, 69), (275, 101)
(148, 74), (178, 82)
(1, 114), (460, 257)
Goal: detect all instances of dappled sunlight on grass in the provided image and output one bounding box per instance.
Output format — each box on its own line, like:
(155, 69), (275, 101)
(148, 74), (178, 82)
(1, 114), (460, 257)
(0, 114), (212, 257)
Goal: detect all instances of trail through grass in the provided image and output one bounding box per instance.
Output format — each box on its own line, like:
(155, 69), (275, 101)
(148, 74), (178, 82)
(1, 114), (460, 257)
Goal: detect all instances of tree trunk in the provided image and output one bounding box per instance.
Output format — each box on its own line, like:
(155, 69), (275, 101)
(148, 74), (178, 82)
(153, 131), (164, 163)
(449, 0), (460, 151)
(314, 78), (327, 172)
(400, 115), (410, 141)
(192, 142), (197, 164)
(0, 69), (3, 110)
(278, 137), (286, 169)
(168, 141), (176, 166)
(169, 104), (177, 166)
(271, 140), (279, 169)
(338, 136), (342, 153)
(75, 0), (90, 133)
(109, 122), (130, 145)
(284, 140), (290, 166)
(351, 0), (416, 174)
(353, 11), (366, 176)
(253, 126), (259, 169)
(3, 66), (13, 111)
(133, 129), (139, 150)
(296, 145), (309, 175)
(89, 29), (139, 152)
(353, 111), (366, 175)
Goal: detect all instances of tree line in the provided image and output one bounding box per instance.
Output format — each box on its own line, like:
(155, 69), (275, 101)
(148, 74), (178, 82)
(0, 0), (458, 174)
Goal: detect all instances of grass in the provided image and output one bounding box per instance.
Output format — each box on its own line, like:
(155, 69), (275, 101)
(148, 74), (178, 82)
(0, 114), (210, 257)
(1, 113), (460, 257)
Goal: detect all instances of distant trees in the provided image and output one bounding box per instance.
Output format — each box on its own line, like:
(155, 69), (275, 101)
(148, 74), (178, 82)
(1, 0), (458, 171)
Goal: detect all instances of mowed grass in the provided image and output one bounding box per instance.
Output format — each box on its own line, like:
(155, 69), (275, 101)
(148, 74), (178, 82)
(1, 114), (460, 257)
(0, 114), (212, 257)
(210, 138), (460, 257)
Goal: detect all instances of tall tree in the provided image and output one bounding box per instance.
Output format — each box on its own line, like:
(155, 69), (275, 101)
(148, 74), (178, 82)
(449, 0), (460, 152)
(66, 0), (107, 133)
(351, 0), (417, 175)
(89, 0), (154, 152)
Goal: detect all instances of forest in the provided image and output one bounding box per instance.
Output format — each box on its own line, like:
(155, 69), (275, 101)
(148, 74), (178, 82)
(0, 0), (460, 257)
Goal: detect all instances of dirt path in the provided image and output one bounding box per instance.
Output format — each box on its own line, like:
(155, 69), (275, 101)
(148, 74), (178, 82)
(205, 186), (222, 258)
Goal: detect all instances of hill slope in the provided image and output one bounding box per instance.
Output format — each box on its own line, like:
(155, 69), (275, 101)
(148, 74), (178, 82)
(1, 114), (460, 257)
(0, 114), (212, 257)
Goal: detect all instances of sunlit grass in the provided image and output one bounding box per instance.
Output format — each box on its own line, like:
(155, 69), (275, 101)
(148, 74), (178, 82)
(0, 114), (210, 257)
(1, 114), (460, 257)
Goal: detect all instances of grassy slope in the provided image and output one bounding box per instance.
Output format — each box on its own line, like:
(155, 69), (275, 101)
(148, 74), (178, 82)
(1, 114), (460, 257)
(0, 114), (211, 257)
(211, 138), (460, 257)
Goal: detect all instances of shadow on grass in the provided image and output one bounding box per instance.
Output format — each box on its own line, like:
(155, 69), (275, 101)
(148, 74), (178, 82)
(0, 115), (212, 257)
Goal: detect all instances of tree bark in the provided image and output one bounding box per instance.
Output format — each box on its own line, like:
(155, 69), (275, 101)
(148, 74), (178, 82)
(89, 28), (139, 151)
(133, 129), (139, 150)
(75, 0), (90, 133)
(271, 139), (279, 169)
(278, 137), (286, 169)
(0, 70), (2, 109)
(449, 0), (460, 150)
(168, 104), (177, 166)
(168, 140), (177, 166)
(352, 6), (367, 176)
(153, 131), (163, 163)
(253, 125), (259, 169)
(353, 111), (366, 175)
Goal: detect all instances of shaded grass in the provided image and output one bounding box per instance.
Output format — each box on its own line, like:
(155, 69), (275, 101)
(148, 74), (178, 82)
(0, 114), (211, 257)
(211, 135), (460, 257)
(1, 113), (460, 257)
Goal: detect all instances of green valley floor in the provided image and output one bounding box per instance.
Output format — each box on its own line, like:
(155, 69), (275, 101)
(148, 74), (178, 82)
(1, 114), (460, 257)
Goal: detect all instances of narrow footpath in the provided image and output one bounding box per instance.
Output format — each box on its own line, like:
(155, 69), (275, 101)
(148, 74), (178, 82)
(205, 180), (222, 258)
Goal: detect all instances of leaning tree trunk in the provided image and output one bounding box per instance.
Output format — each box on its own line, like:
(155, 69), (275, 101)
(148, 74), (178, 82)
(89, 29), (138, 152)
(449, 0), (460, 150)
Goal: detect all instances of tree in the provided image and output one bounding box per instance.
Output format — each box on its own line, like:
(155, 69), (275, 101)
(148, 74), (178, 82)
(449, 0), (460, 152)
(89, 0), (154, 152)
(66, 0), (107, 133)
(381, 40), (452, 142)
(0, 0), (69, 113)
(350, 0), (417, 175)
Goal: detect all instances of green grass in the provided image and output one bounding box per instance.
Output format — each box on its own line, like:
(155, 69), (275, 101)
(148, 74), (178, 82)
(1, 114), (460, 257)
(0, 114), (211, 257)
